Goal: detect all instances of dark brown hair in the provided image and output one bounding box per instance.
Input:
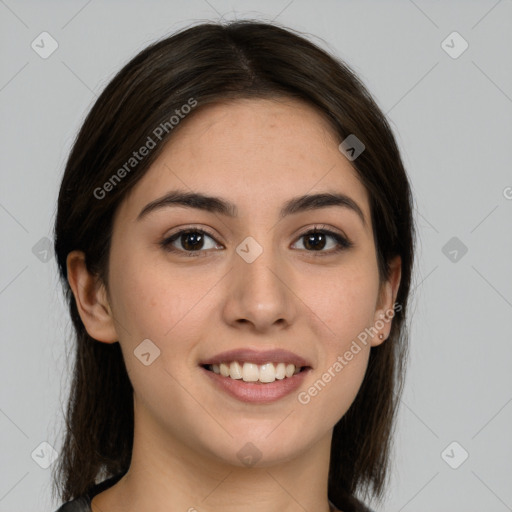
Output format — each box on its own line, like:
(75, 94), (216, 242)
(52, 19), (415, 511)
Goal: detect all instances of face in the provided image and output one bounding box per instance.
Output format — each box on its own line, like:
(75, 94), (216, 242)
(92, 98), (399, 468)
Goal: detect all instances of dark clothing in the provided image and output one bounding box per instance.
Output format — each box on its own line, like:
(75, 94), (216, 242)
(54, 471), (126, 511)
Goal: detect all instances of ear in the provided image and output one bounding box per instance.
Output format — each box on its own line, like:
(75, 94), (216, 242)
(66, 250), (118, 343)
(371, 255), (402, 347)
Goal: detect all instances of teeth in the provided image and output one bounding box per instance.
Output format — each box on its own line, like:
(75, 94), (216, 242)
(230, 361), (243, 379)
(242, 362), (259, 382)
(207, 361), (304, 383)
(286, 363), (296, 377)
(219, 363), (229, 377)
(259, 363), (276, 383)
(275, 362), (286, 380)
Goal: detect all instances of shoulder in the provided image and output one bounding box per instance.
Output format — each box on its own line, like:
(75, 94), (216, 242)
(53, 495), (91, 512)
(54, 470), (127, 512)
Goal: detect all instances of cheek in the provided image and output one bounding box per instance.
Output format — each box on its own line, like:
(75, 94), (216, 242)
(110, 255), (210, 410)
(298, 262), (378, 409)
(306, 262), (380, 350)
(108, 248), (219, 382)
(297, 296), (374, 429)
(108, 246), (196, 340)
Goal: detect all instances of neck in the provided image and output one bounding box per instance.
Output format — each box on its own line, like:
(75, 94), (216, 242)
(93, 401), (335, 512)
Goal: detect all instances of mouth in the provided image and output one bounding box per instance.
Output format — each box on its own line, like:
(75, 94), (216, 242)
(200, 361), (311, 384)
(198, 348), (313, 403)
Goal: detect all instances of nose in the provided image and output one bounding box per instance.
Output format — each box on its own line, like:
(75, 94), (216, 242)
(222, 239), (298, 333)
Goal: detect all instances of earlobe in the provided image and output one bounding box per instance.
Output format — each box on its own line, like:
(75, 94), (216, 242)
(372, 255), (402, 347)
(66, 250), (118, 343)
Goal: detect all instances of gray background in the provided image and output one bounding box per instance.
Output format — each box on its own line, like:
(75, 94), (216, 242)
(1, 1), (511, 511)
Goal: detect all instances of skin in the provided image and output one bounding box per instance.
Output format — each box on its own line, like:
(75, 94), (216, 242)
(67, 97), (401, 512)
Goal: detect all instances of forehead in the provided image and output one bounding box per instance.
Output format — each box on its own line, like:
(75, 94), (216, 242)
(118, 97), (370, 223)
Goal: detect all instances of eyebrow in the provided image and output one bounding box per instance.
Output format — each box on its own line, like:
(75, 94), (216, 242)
(137, 189), (366, 226)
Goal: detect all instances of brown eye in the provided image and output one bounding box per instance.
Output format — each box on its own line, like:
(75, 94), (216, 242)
(292, 227), (353, 255)
(160, 229), (222, 256)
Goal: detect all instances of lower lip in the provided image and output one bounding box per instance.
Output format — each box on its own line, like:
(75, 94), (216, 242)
(200, 366), (311, 404)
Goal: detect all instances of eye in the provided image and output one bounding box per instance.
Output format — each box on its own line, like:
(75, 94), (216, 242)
(292, 225), (353, 255)
(159, 228), (223, 257)
(159, 224), (353, 258)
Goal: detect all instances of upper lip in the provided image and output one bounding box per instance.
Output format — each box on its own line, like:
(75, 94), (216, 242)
(199, 348), (312, 368)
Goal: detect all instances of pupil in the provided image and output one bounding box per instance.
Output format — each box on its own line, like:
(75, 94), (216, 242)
(183, 232), (203, 250)
(305, 233), (325, 250)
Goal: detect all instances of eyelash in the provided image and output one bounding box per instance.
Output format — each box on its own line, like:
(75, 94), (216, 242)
(159, 224), (353, 258)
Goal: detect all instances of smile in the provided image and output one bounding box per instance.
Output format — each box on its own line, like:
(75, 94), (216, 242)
(203, 361), (307, 383)
(201, 363), (311, 403)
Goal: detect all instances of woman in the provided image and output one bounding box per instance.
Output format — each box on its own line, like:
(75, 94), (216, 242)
(52, 20), (415, 512)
